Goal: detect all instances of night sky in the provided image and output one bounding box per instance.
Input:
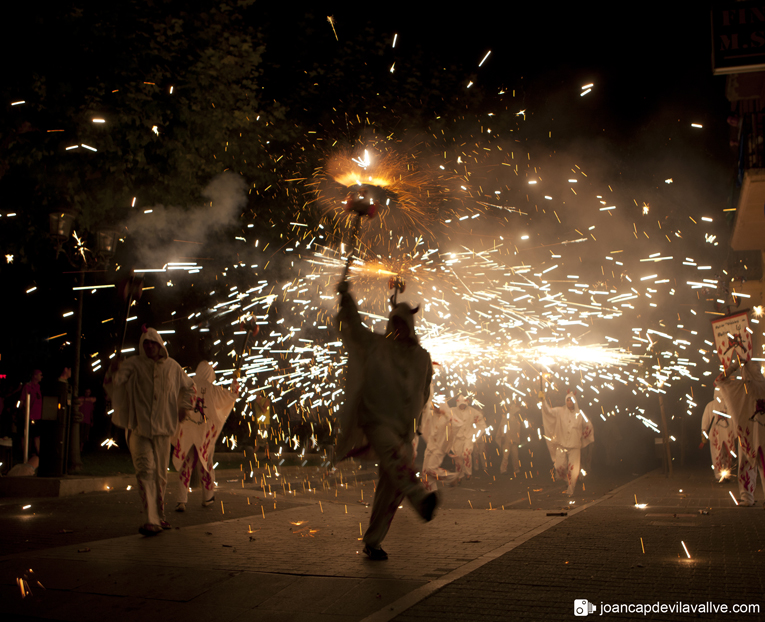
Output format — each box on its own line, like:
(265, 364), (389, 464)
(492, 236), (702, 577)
(0, 3), (740, 433)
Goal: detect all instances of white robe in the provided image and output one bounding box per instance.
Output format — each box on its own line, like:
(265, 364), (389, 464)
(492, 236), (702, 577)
(716, 363), (765, 505)
(105, 328), (194, 437)
(104, 327), (194, 527)
(421, 401), (457, 490)
(172, 361), (237, 474)
(542, 398), (594, 495)
(701, 395), (736, 480)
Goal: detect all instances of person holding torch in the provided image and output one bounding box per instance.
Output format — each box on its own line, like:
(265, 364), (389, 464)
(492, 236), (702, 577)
(333, 183), (438, 560)
(335, 278), (439, 560)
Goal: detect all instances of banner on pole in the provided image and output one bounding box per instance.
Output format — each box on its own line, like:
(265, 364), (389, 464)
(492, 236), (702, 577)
(711, 310), (752, 368)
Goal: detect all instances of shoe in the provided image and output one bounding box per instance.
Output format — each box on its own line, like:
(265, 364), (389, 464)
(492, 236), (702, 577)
(138, 524), (162, 536)
(202, 496), (215, 507)
(175, 502), (186, 513)
(160, 520), (172, 530)
(420, 492), (439, 522)
(363, 544), (388, 561)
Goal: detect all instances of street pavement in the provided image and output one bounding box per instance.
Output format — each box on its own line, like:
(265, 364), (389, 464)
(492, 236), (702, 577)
(0, 457), (763, 621)
(395, 466), (765, 622)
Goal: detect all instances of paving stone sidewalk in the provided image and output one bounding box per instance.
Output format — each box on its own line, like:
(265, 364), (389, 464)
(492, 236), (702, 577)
(392, 465), (765, 622)
(0, 498), (562, 621)
(6, 463), (755, 622)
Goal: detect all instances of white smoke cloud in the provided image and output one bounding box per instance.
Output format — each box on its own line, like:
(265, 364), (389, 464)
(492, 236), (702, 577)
(125, 172), (247, 269)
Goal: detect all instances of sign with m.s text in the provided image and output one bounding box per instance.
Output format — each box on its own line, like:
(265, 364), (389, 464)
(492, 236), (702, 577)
(712, 2), (765, 75)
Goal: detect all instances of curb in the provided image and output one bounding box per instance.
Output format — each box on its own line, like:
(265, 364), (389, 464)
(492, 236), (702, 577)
(0, 463), (378, 498)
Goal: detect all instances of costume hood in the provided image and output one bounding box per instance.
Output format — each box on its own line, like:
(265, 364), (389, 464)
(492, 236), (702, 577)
(742, 361), (765, 382)
(566, 391), (580, 413)
(195, 361), (215, 384)
(386, 302), (420, 342)
(139, 326), (169, 360)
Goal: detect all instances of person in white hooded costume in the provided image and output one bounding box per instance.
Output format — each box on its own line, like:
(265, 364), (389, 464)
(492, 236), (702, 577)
(335, 281), (438, 560)
(105, 326), (194, 535)
(172, 361), (239, 511)
(420, 367), (458, 490)
(449, 395), (476, 480)
(715, 360), (765, 506)
(541, 391), (594, 496)
(700, 389), (736, 482)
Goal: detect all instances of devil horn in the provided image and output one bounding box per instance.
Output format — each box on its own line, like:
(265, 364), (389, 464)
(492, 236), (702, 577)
(141, 324), (149, 333)
(410, 305), (420, 314)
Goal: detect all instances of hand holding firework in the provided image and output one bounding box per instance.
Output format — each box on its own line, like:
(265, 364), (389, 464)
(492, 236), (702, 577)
(538, 373), (549, 401)
(388, 275), (405, 305)
(117, 274), (144, 355)
(109, 357), (123, 373)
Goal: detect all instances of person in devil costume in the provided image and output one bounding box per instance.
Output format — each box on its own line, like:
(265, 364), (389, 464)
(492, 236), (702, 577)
(335, 280), (438, 560)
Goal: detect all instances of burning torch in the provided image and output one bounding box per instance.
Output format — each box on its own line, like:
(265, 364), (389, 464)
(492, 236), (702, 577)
(340, 184), (382, 285)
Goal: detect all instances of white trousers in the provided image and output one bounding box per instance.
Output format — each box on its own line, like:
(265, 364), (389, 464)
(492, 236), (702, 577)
(473, 436), (487, 471)
(554, 447), (581, 495)
(128, 431), (171, 526)
(451, 438), (473, 479)
(422, 467), (458, 491)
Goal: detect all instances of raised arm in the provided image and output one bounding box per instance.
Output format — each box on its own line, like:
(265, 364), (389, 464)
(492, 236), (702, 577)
(104, 357), (133, 398)
(336, 283), (369, 347)
(178, 368), (195, 411)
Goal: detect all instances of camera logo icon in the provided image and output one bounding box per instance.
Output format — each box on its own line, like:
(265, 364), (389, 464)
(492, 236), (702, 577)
(574, 599), (596, 616)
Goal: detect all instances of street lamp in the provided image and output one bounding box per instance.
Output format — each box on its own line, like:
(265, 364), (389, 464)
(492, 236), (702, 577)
(48, 208), (77, 256)
(95, 227), (120, 259)
(45, 212), (122, 474)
